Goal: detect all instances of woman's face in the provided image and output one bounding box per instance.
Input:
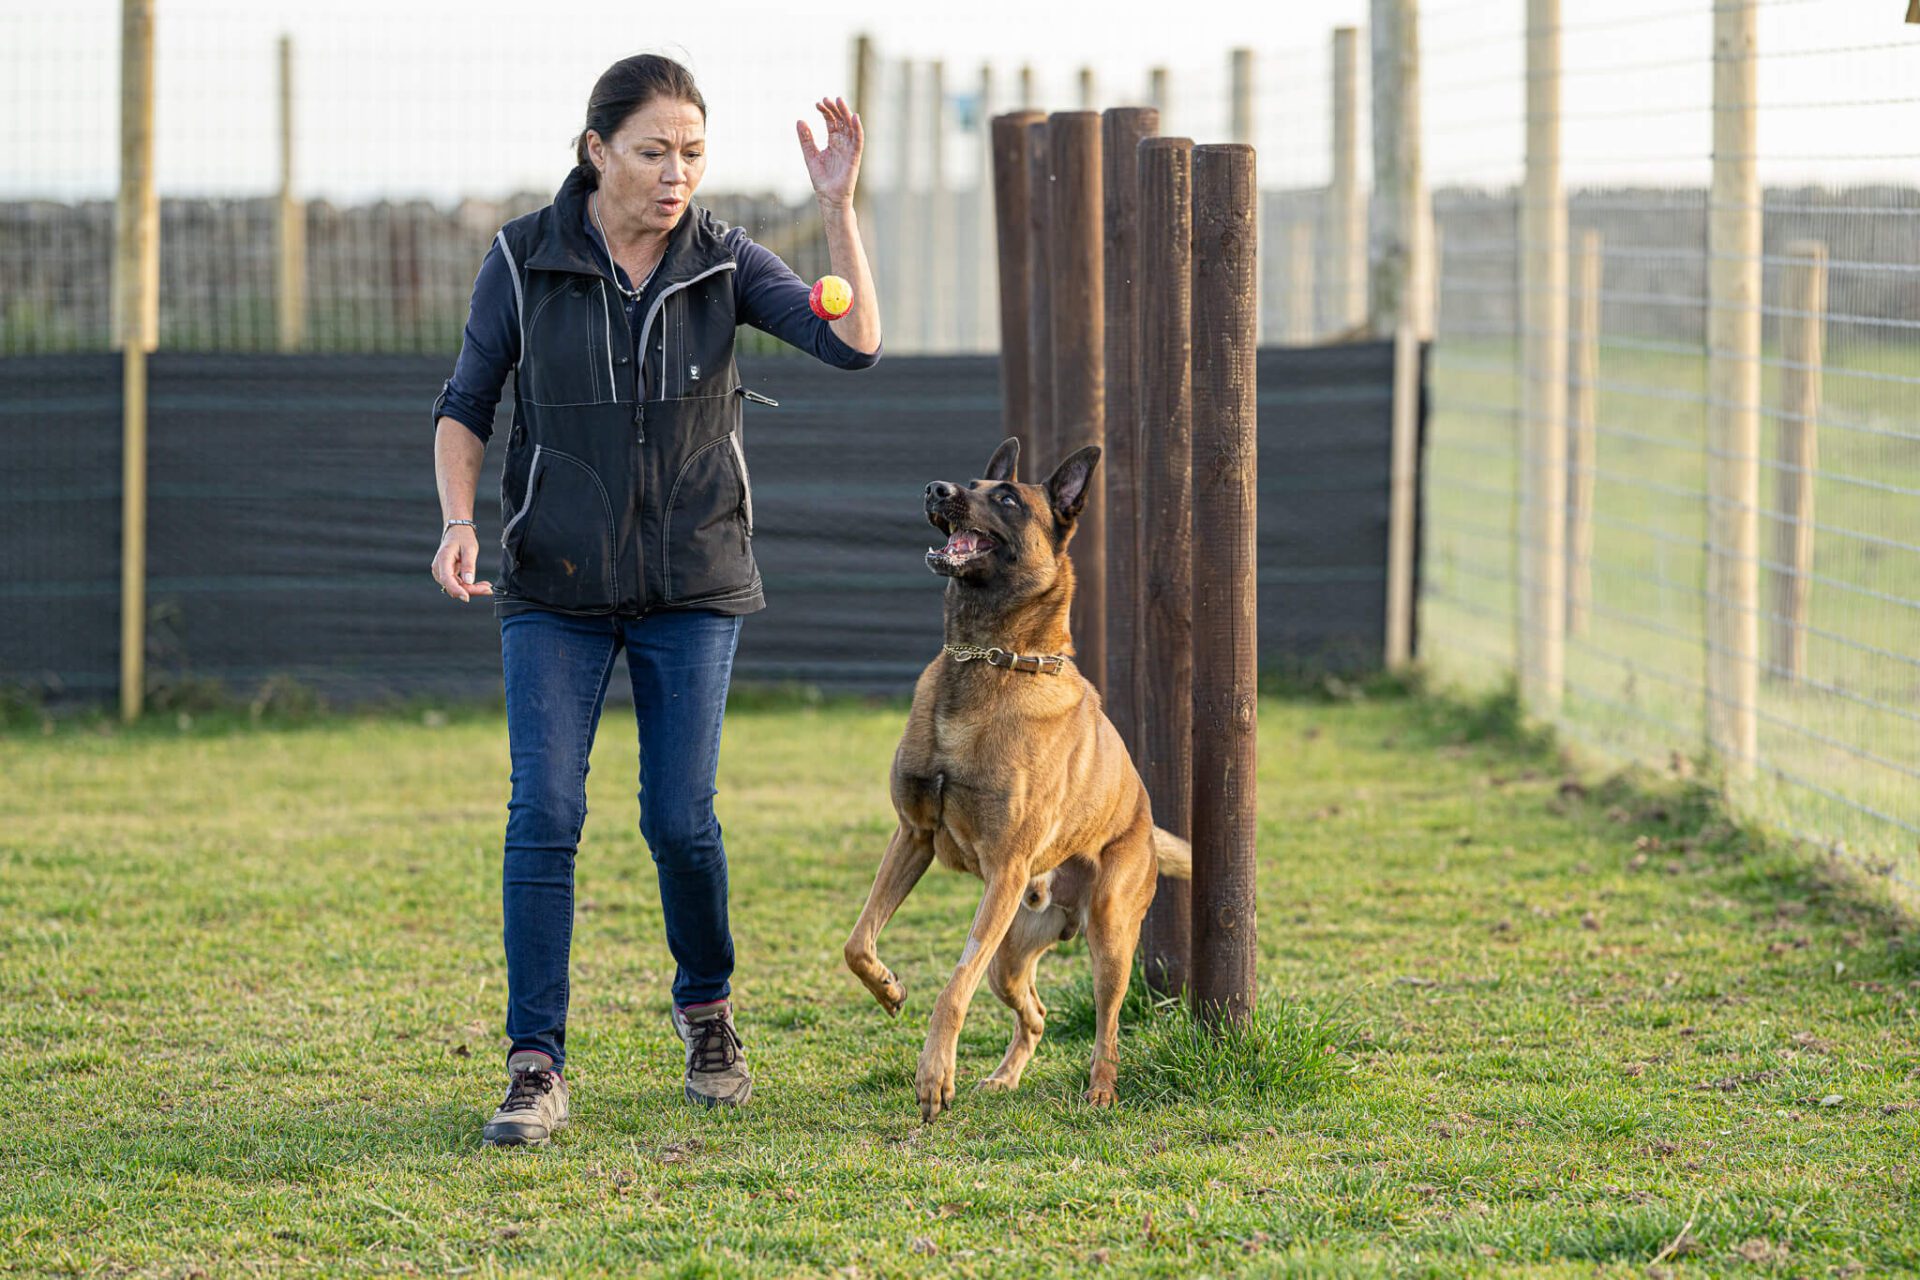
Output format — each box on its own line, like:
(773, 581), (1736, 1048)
(588, 97), (707, 234)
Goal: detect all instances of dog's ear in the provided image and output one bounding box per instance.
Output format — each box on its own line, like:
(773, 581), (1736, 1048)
(982, 436), (1020, 483)
(1045, 446), (1102, 522)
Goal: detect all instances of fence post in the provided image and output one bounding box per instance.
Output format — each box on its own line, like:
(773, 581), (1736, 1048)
(1101, 105), (1158, 803)
(1020, 64), (1034, 109)
(1707, 0), (1761, 774)
(1190, 142), (1258, 1027)
(1024, 118), (1055, 464)
(1148, 66), (1169, 117)
(1368, 0), (1426, 340)
(1288, 221), (1315, 342)
(275, 34), (305, 352)
(888, 59), (920, 353)
(1567, 228), (1600, 636)
(992, 111), (1045, 455)
(1049, 112), (1105, 696)
(1078, 66), (1096, 109)
(1385, 316), (1420, 669)
(1519, 0), (1567, 710)
(1230, 49), (1255, 147)
(926, 61), (953, 352)
(1768, 240), (1826, 683)
(1330, 27), (1365, 334)
(974, 64), (998, 353)
(115, 0), (157, 724)
(1138, 136), (1195, 998)
(851, 35), (876, 230)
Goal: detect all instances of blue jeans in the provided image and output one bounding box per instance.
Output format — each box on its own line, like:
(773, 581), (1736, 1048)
(498, 606), (743, 1071)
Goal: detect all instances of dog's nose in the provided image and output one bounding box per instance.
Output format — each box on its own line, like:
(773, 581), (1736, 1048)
(926, 481), (957, 501)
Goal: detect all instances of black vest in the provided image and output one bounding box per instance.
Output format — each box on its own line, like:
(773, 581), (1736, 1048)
(491, 169), (765, 618)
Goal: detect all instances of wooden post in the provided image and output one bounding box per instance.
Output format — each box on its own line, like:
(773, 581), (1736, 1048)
(1519, 0), (1567, 710)
(1369, 0), (1427, 341)
(1138, 136), (1195, 998)
(1101, 106), (1158, 778)
(1190, 143), (1258, 1026)
(1708, 0), (1760, 773)
(889, 59), (920, 352)
(992, 111), (1045, 455)
(851, 34), (877, 230)
(1049, 111), (1105, 696)
(1768, 240), (1826, 683)
(1385, 316), (1420, 669)
(1230, 49), (1255, 147)
(974, 64), (997, 353)
(1567, 228), (1601, 636)
(275, 34), (305, 352)
(1288, 221), (1314, 342)
(116, 0), (157, 724)
(1330, 26), (1365, 334)
(1078, 66), (1096, 109)
(1148, 67), (1169, 117)
(925, 61), (953, 352)
(1024, 119), (1055, 464)
(1019, 64), (1035, 109)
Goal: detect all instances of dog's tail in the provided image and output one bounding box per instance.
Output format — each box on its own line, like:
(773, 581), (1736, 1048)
(1151, 826), (1192, 880)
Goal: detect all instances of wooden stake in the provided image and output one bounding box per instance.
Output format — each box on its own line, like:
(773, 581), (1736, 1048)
(1708, 0), (1761, 773)
(276, 34), (305, 352)
(1385, 319), (1420, 668)
(1520, 0), (1567, 710)
(1768, 240), (1826, 684)
(1190, 142), (1258, 1027)
(1049, 111), (1105, 696)
(1567, 228), (1600, 636)
(1229, 49), (1255, 147)
(1368, 1), (1427, 342)
(1138, 136), (1195, 997)
(991, 111), (1045, 455)
(1330, 27), (1365, 333)
(974, 64), (997, 353)
(1024, 119), (1055, 464)
(116, 0), (157, 724)
(1288, 221), (1315, 343)
(926, 61), (952, 352)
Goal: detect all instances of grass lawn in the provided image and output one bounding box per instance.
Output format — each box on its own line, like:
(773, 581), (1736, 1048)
(3, 682), (1917, 1278)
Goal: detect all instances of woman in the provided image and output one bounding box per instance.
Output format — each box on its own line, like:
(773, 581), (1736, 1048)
(427, 53), (880, 1145)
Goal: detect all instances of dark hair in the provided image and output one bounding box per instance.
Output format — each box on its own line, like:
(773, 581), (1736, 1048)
(573, 54), (707, 188)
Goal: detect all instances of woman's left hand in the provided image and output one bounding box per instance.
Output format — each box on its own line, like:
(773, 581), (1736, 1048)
(797, 96), (863, 209)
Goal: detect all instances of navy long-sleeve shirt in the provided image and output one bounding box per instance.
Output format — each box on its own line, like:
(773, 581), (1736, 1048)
(435, 205), (879, 443)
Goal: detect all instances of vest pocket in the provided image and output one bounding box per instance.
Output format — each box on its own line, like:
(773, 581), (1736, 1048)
(660, 428), (755, 605)
(501, 444), (617, 611)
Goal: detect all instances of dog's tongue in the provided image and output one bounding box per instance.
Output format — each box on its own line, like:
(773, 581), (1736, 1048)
(943, 530), (981, 556)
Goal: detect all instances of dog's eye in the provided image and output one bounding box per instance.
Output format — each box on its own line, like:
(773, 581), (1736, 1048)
(998, 493), (1018, 508)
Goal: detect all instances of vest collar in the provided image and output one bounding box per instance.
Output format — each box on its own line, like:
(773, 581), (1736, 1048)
(521, 166), (730, 287)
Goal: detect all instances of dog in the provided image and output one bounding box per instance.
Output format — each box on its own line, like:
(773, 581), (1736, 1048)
(843, 437), (1192, 1122)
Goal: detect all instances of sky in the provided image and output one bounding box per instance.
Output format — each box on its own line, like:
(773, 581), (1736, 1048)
(2, 0), (1915, 205)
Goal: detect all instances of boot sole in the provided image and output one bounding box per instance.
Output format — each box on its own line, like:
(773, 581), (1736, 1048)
(685, 1080), (752, 1108)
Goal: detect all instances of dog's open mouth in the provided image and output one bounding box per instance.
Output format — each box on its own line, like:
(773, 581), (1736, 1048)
(926, 527), (998, 572)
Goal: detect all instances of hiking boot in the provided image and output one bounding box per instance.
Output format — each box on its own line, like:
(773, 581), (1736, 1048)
(671, 998), (753, 1108)
(482, 1050), (569, 1146)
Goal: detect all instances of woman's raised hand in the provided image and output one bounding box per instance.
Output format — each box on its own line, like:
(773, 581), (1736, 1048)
(796, 96), (863, 209)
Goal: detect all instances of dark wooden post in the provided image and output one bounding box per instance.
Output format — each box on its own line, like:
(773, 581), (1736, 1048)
(992, 111), (1045, 453)
(1189, 142), (1258, 1026)
(1137, 136), (1194, 997)
(1101, 104), (1157, 943)
(1048, 111), (1105, 695)
(1023, 119), (1055, 466)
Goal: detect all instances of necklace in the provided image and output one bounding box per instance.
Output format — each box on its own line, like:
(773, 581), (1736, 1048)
(590, 192), (658, 302)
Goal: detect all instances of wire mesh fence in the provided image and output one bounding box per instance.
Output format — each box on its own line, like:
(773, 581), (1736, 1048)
(1421, 0), (1920, 897)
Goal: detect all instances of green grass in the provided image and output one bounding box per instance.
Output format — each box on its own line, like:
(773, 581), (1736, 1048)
(4, 683), (1918, 1277)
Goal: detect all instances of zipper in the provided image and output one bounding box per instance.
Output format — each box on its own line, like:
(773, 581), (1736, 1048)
(735, 386), (779, 407)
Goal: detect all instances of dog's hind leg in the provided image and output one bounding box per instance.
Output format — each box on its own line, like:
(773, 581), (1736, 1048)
(1083, 827), (1157, 1107)
(979, 907), (1061, 1092)
(844, 822), (934, 1017)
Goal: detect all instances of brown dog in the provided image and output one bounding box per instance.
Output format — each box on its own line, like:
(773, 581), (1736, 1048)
(843, 437), (1192, 1121)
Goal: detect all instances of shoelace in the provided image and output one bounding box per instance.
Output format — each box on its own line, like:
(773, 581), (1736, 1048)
(497, 1067), (556, 1114)
(687, 1016), (742, 1073)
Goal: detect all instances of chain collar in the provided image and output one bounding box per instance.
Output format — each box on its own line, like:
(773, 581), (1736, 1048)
(942, 643), (1071, 676)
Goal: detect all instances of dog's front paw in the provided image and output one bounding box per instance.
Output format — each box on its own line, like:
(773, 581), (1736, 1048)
(916, 1051), (956, 1123)
(872, 969), (907, 1017)
(1083, 1081), (1118, 1108)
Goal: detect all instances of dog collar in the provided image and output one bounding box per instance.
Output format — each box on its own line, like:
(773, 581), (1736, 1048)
(942, 643), (1070, 676)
